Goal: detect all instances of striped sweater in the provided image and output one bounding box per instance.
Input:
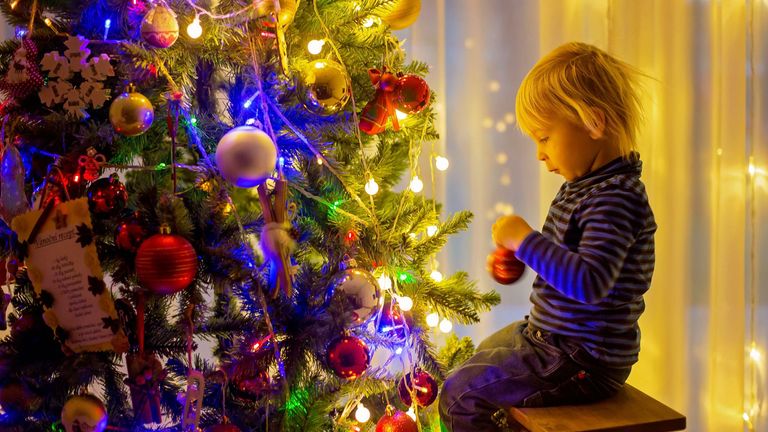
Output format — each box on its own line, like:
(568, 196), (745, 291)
(516, 153), (656, 368)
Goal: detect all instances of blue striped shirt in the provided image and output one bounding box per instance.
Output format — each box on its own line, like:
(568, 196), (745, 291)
(516, 153), (656, 368)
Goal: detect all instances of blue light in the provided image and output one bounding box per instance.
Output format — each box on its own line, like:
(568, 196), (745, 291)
(103, 19), (111, 40)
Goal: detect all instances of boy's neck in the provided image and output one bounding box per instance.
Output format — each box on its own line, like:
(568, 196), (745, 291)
(588, 141), (622, 174)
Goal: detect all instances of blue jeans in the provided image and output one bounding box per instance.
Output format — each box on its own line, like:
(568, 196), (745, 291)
(438, 319), (631, 432)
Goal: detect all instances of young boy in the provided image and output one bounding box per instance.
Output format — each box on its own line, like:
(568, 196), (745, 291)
(438, 42), (657, 432)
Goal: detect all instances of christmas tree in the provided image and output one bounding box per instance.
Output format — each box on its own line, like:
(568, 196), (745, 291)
(0, 0), (499, 430)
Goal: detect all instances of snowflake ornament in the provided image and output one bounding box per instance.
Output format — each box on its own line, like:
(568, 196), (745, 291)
(39, 35), (115, 118)
(0, 38), (44, 98)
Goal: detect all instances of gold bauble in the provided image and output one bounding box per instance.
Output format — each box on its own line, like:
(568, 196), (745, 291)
(255, 0), (300, 27)
(380, 0), (421, 30)
(61, 394), (108, 432)
(109, 91), (155, 137)
(298, 59), (351, 116)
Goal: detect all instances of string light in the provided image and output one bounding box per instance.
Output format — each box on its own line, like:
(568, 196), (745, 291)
(406, 407), (416, 421)
(749, 344), (761, 362)
(395, 347), (403, 355)
(439, 318), (453, 333)
(377, 275), (392, 291)
(307, 39), (325, 54)
(354, 403), (371, 423)
(430, 270), (443, 282)
(362, 16), (376, 27)
(316, 156), (323, 165)
(103, 19), (111, 40)
(397, 296), (413, 312)
(187, 16), (203, 39)
(396, 109), (408, 120)
(426, 225), (438, 237)
(365, 177), (379, 195)
(435, 156), (450, 171)
(243, 91), (259, 109)
(409, 175), (423, 193)
(426, 312), (439, 327)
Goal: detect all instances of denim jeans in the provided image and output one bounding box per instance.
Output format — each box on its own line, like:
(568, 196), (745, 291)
(438, 319), (632, 432)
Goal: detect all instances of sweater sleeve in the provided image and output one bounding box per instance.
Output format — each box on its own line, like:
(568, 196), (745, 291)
(516, 186), (641, 304)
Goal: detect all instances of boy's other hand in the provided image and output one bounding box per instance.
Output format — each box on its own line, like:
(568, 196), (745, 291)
(492, 215), (534, 251)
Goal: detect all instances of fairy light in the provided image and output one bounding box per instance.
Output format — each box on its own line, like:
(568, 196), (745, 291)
(187, 15), (203, 39)
(316, 156), (323, 165)
(355, 403), (371, 423)
(397, 296), (413, 312)
(430, 270), (443, 282)
(395, 109), (408, 120)
(362, 16), (376, 27)
(307, 39), (325, 55)
(435, 156), (450, 171)
(426, 312), (439, 327)
(409, 175), (424, 193)
(395, 347), (403, 355)
(426, 225), (438, 237)
(377, 275), (392, 291)
(365, 177), (379, 195)
(10, 0), (19, 9)
(242, 91), (259, 109)
(439, 318), (453, 333)
(749, 344), (761, 362)
(103, 19), (111, 40)
(406, 407), (416, 421)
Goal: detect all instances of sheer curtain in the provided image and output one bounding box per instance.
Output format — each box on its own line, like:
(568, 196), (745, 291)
(406, 1), (767, 431)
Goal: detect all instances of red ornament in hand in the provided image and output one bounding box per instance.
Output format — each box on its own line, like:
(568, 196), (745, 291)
(135, 225), (197, 295)
(87, 174), (128, 215)
(359, 67), (400, 135)
(397, 368), (438, 407)
(395, 74), (430, 114)
(489, 246), (525, 284)
(326, 335), (370, 379)
(375, 406), (418, 432)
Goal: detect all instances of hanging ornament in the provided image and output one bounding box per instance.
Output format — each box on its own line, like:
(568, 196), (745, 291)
(215, 126), (277, 187)
(39, 35), (114, 118)
(0, 379), (33, 416)
(0, 38), (43, 99)
(359, 67), (400, 135)
(77, 147), (107, 182)
(125, 351), (166, 424)
(0, 141), (30, 223)
(398, 368), (438, 407)
(325, 258), (380, 327)
(135, 225), (198, 295)
(255, 0), (300, 27)
(141, 4), (180, 48)
(489, 246), (525, 284)
(233, 368), (272, 399)
(87, 173), (128, 215)
(375, 406), (418, 432)
(298, 59), (351, 116)
(395, 74), (430, 114)
(60, 394), (108, 432)
(114, 213), (148, 252)
(109, 86), (155, 136)
(326, 334), (370, 379)
(379, 0), (421, 30)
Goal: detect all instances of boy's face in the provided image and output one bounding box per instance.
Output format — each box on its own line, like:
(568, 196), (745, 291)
(531, 118), (605, 181)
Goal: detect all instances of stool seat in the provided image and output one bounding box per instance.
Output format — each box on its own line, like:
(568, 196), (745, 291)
(507, 384), (686, 432)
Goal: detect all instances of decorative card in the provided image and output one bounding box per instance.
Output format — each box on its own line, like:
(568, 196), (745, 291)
(11, 198), (125, 353)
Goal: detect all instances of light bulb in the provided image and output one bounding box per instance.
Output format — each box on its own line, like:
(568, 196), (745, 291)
(187, 16), (203, 39)
(430, 270), (443, 282)
(377, 275), (392, 291)
(750, 346), (761, 362)
(426, 312), (440, 327)
(398, 296), (413, 311)
(362, 16), (376, 27)
(396, 109), (408, 120)
(355, 404), (371, 423)
(307, 39), (325, 55)
(365, 178), (379, 195)
(316, 156), (323, 165)
(426, 225), (438, 237)
(439, 318), (453, 333)
(435, 156), (449, 171)
(395, 347), (403, 355)
(409, 176), (424, 193)
(406, 407), (416, 421)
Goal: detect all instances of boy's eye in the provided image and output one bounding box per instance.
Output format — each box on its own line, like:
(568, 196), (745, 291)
(538, 137), (549, 144)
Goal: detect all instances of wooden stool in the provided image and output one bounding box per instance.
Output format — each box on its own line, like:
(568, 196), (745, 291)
(507, 384), (686, 432)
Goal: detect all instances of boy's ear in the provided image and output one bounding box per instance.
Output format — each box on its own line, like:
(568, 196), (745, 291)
(587, 108), (606, 139)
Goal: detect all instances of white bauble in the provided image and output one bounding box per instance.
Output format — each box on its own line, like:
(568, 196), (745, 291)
(215, 126), (278, 188)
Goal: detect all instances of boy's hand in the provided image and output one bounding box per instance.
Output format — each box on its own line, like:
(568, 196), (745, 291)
(492, 215), (534, 251)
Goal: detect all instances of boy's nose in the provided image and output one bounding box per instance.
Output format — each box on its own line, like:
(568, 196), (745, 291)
(536, 149), (546, 161)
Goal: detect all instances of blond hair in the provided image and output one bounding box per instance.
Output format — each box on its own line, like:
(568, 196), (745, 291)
(515, 42), (646, 158)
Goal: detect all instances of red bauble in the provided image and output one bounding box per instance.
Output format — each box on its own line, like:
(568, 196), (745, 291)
(326, 335), (370, 379)
(395, 75), (430, 114)
(375, 409), (418, 432)
(490, 246), (525, 284)
(135, 227), (197, 295)
(397, 369), (438, 407)
(115, 214), (148, 252)
(87, 174), (128, 215)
